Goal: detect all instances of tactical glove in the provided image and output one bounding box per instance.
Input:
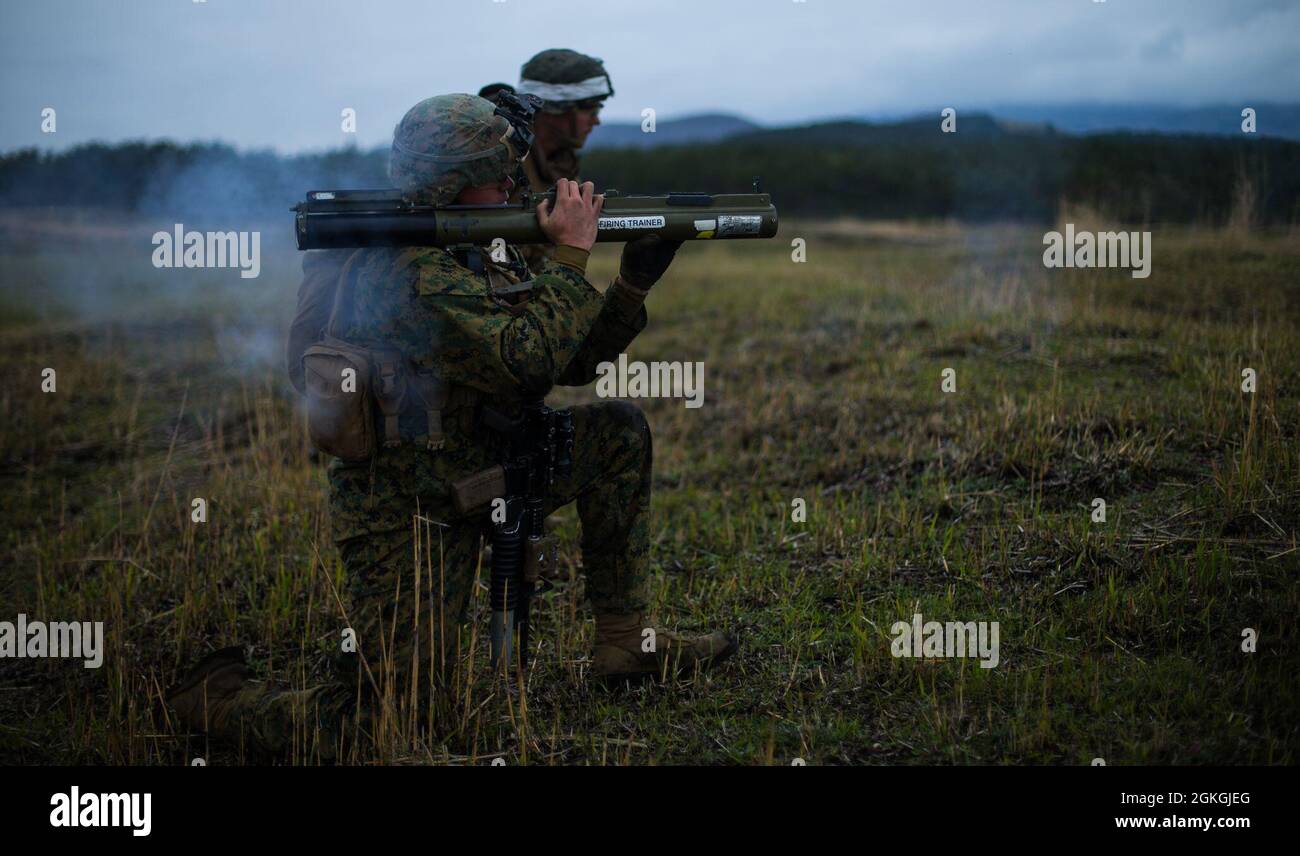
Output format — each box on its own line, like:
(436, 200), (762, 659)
(618, 235), (683, 290)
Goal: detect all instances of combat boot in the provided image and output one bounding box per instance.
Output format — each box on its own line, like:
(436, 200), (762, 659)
(166, 646), (251, 734)
(591, 612), (738, 684)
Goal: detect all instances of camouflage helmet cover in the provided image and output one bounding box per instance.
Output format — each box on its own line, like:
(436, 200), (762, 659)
(517, 49), (614, 113)
(388, 94), (523, 205)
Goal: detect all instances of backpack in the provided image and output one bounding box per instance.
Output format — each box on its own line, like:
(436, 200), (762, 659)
(289, 249), (447, 462)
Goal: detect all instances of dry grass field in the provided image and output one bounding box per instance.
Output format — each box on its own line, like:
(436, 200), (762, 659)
(1, 212), (1296, 764)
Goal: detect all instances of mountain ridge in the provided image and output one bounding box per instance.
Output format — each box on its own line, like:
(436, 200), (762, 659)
(587, 102), (1300, 148)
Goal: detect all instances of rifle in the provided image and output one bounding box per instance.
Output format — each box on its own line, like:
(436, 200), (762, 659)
(450, 400), (573, 675)
(292, 184), (778, 249)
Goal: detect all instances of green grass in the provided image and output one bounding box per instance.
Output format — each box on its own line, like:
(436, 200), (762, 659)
(0, 215), (1296, 764)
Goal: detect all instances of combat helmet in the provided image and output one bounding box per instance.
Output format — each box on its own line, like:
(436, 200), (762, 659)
(516, 49), (614, 114)
(388, 93), (529, 205)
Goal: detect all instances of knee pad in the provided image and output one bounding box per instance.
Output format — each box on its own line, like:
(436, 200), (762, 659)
(605, 400), (651, 454)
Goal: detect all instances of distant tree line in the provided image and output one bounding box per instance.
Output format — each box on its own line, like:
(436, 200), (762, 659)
(0, 142), (388, 222)
(2, 118), (1297, 226)
(583, 118), (1300, 225)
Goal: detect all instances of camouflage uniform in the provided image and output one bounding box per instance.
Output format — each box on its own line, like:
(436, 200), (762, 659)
(193, 96), (652, 757)
(170, 94), (734, 760)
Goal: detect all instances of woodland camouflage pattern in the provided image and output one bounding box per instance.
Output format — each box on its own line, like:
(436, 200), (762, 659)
(204, 243), (654, 757)
(389, 94), (520, 205)
(172, 89), (678, 758)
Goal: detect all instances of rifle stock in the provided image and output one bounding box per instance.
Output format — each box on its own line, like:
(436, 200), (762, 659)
(292, 188), (778, 250)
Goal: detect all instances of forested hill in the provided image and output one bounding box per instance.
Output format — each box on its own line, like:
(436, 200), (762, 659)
(3, 114), (1297, 226)
(582, 115), (1300, 223)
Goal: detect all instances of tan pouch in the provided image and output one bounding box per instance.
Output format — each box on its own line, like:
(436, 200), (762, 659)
(451, 465), (507, 516)
(302, 334), (378, 462)
(523, 534), (556, 583)
(301, 251), (376, 460)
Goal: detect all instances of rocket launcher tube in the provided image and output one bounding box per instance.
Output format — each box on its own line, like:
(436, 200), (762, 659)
(292, 188), (779, 250)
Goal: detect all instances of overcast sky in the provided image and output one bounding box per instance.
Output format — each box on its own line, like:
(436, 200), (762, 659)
(3, 0), (1296, 153)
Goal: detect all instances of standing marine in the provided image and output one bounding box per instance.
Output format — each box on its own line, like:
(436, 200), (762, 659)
(167, 93), (737, 761)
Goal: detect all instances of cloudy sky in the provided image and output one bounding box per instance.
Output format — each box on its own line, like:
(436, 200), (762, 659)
(2, 0), (1296, 153)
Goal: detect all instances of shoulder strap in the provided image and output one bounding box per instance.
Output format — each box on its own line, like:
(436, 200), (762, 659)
(372, 348), (407, 449)
(325, 249), (364, 338)
(408, 374), (450, 451)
